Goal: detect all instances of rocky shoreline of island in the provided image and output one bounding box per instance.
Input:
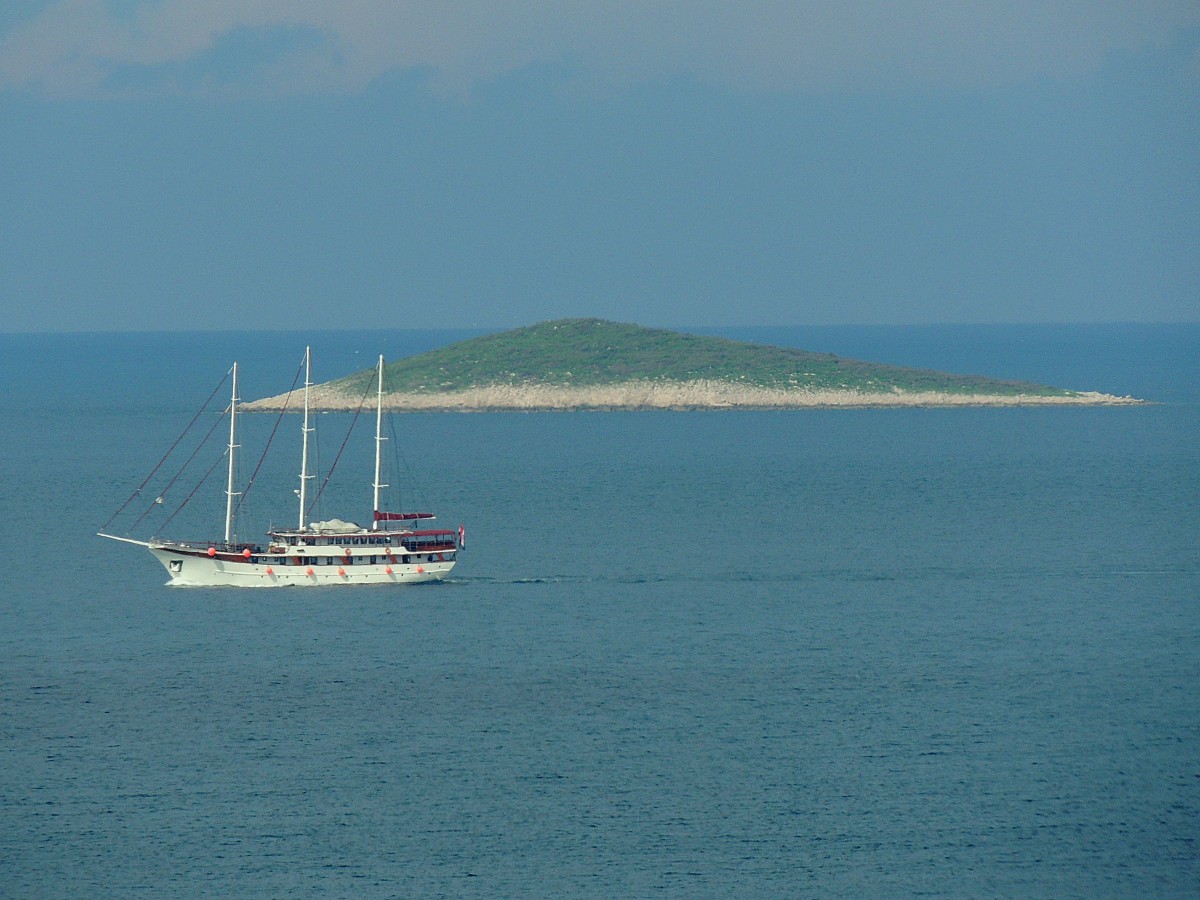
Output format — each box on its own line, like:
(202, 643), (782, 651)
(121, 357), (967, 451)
(242, 380), (1144, 412)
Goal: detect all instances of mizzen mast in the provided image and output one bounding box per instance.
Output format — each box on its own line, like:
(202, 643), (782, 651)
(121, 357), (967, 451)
(372, 354), (388, 531)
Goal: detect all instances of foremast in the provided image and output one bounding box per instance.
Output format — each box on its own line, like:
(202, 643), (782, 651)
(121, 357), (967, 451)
(298, 346), (313, 530)
(224, 362), (240, 545)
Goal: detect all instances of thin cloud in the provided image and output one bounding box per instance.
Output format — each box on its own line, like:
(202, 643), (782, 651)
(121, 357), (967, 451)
(1, 0), (1197, 98)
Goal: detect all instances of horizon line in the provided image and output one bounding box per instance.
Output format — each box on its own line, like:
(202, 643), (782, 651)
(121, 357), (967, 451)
(3, 320), (1199, 338)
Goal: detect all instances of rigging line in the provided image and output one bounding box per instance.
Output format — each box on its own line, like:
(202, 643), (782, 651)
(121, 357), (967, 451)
(155, 446), (230, 537)
(305, 367), (377, 520)
(386, 413), (403, 511)
(101, 368), (231, 531)
(129, 398), (231, 534)
(387, 413), (432, 513)
(233, 353), (305, 519)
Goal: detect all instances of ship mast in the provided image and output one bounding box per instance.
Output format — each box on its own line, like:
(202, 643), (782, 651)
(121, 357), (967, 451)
(298, 346), (313, 530)
(224, 362), (240, 545)
(372, 354), (388, 531)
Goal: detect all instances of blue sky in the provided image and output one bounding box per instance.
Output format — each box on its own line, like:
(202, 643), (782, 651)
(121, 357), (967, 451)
(1, 2), (1197, 331)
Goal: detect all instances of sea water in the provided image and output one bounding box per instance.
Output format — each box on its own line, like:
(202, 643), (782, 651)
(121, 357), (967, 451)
(1, 325), (1197, 897)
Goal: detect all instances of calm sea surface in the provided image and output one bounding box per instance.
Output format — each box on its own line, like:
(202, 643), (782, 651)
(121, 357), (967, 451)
(1, 325), (1197, 897)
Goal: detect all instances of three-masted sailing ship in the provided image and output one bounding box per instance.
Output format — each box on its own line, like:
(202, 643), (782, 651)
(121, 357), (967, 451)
(99, 349), (463, 586)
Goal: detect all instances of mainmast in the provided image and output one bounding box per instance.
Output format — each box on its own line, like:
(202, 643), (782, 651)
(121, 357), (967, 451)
(224, 362), (240, 545)
(298, 346), (313, 530)
(372, 354), (388, 531)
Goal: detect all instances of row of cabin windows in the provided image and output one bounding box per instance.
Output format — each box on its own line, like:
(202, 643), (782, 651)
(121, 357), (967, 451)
(244, 553), (451, 565)
(297, 537), (394, 547)
(310, 536), (451, 545)
(300, 536), (454, 549)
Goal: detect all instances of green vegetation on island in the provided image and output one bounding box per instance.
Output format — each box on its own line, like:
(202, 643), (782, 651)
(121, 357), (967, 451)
(329, 318), (1075, 398)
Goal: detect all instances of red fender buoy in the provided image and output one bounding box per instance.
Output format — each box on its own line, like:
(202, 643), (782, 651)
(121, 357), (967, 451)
(207, 547), (217, 557)
(242, 548), (252, 559)
(338, 567), (346, 576)
(266, 566), (274, 575)
(385, 566), (393, 575)
(306, 567), (314, 576)
(416, 565), (425, 574)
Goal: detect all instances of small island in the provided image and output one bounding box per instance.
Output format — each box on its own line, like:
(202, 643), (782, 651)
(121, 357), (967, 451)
(245, 319), (1141, 412)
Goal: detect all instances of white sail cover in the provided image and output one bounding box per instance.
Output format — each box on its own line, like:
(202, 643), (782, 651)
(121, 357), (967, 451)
(308, 518), (361, 534)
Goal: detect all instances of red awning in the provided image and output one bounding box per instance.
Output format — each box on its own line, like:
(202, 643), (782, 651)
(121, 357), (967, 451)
(374, 511), (436, 521)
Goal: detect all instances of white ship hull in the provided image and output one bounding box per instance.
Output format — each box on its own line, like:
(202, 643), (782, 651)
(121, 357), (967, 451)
(149, 546), (454, 587)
